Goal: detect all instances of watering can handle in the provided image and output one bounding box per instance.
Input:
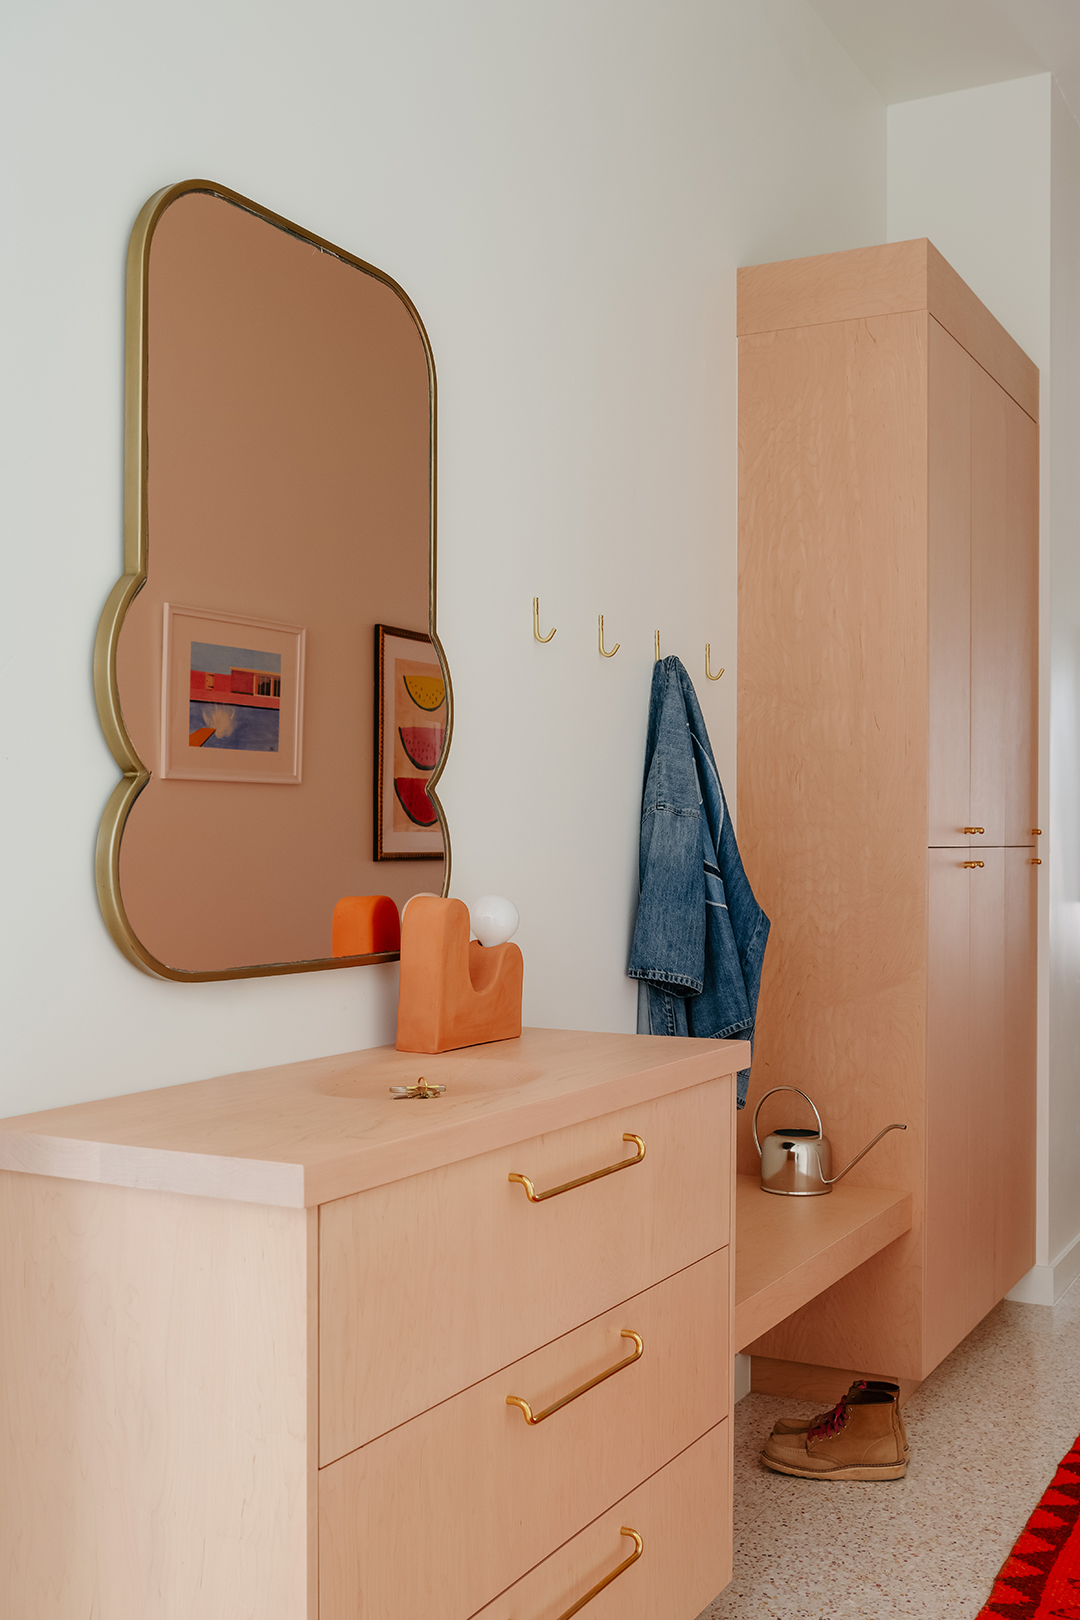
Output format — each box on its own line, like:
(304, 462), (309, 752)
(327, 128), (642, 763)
(751, 1086), (824, 1159)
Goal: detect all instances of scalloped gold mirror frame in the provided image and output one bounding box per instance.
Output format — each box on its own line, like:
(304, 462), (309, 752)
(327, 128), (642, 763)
(93, 179), (451, 981)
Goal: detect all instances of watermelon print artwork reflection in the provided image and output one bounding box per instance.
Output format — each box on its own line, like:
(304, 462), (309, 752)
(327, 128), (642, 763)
(393, 655), (445, 831)
(374, 623), (445, 861)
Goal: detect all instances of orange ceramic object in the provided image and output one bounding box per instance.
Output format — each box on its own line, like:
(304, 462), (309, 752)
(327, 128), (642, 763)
(396, 896), (523, 1054)
(332, 895), (401, 957)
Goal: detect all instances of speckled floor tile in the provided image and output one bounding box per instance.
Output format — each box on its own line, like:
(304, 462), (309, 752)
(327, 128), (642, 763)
(695, 1277), (1080, 1619)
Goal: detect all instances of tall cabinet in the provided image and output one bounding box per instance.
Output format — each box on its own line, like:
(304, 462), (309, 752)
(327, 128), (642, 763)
(736, 239), (1038, 1385)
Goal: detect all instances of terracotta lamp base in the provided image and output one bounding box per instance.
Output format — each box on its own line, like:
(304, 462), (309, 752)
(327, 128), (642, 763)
(396, 896), (523, 1054)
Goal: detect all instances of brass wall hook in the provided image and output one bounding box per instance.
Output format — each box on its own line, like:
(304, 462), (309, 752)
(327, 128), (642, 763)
(598, 615), (620, 657)
(532, 597), (556, 643)
(654, 630), (661, 662)
(705, 644), (724, 681)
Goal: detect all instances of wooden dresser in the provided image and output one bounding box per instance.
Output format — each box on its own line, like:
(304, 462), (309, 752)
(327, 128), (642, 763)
(737, 238), (1039, 1388)
(0, 1027), (744, 1620)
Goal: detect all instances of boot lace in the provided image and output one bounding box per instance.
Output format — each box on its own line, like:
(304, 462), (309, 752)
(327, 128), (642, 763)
(807, 1380), (867, 1442)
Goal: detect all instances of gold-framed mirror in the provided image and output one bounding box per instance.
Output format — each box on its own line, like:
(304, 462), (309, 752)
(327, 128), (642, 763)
(94, 180), (451, 980)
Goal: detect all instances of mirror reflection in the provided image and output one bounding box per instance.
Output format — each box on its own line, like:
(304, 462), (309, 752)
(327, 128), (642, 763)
(96, 182), (448, 980)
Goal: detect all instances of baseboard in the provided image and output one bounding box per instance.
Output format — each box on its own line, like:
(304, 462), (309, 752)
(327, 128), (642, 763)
(1007, 1229), (1080, 1306)
(750, 1355), (921, 1407)
(734, 1353), (752, 1402)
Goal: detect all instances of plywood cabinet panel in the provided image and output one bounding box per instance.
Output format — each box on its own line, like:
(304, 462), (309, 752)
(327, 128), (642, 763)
(968, 848), (1007, 1326)
(319, 1081), (730, 1465)
(924, 849), (975, 1370)
(1000, 848), (1038, 1295)
(1005, 399), (1040, 846)
(736, 313), (928, 1213)
(738, 243), (1038, 1389)
(470, 1421), (732, 1620)
(1, 1040), (738, 1620)
(318, 1252), (729, 1620)
(927, 317), (971, 848)
(0, 1173), (315, 1620)
(970, 367), (1011, 847)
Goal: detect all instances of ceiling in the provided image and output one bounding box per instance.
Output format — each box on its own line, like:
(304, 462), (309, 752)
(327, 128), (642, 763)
(806, 0), (1080, 116)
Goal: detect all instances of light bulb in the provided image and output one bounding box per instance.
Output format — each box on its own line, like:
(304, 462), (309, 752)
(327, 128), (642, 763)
(470, 895), (519, 947)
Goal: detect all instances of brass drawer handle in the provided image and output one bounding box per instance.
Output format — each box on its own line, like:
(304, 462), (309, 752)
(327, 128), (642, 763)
(506, 1330), (643, 1425)
(962, 860), (985, 869)
(964, 827), (985, 835)
(510, 1527), (644, 1619)
(508, 1134), (646, 1202)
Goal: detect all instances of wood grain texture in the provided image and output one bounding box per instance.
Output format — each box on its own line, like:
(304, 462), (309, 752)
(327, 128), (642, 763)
(1004, 394), (1040, 845)
(738, 240), (1039, 421)
(734, 1174), (911, 1350)
(923, 848), (977, 1370)
(0, 1171), (314, 1620)
(737, 239), (929, 336)
(967, 848), (1007, 1329)
(1000, 848), (1038, 1296)
(737, 309), (928, 1374)
(469, 1421), (732, 1620)
(318, 1255), (729, 1620)
(0, 1027), (747, 1208)
(319, 1080), (732, 1463)
(970, 363), (1012, 846)
(927, 316), (972, 847)
(737, 242), (1038, 1386)
(749, 1356), (921, 1406)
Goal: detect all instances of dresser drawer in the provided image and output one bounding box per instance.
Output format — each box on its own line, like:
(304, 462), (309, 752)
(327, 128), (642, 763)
(319, 1077), (732, 1464)
(471, 1419), (731, 1620)
(318, 1247), (729, 1620)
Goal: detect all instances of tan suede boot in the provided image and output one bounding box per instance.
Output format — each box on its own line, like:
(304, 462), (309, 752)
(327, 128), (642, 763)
(760, 1390), (907, 1480)
(771, 1380), (908, 1461)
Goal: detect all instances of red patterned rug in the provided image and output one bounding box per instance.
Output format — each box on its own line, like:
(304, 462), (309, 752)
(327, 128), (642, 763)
(978, 1435), (1080, 1617)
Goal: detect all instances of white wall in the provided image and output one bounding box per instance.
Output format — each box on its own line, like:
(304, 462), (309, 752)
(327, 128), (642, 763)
(1046, 82), (1080, 1280)
(889, 74), (1080, 1300)
(887, 77), (1051, 366)
(0, 0), (884, 1115)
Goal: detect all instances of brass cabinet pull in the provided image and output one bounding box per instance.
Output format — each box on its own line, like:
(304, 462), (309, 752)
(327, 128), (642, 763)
(510, 1527), (644, 1620)
(963, 827), (985, 836)
(1031, 857), (1043, 865)
(556, 1527), (643, 1619)
(1033, 829), (1043, 836)
(962, 860), (985, 869)
(506, 1331), (643, 1425)
(508, 1134), (646, 1202)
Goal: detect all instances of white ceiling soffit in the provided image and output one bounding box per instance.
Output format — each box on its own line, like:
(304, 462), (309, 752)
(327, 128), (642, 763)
(806, 0), (1080, 111)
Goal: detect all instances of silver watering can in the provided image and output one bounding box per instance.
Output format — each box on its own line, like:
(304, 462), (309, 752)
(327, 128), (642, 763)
(752, 1086), (907, 1197)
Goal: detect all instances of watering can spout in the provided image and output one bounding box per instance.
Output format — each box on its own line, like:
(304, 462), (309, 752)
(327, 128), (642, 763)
(825, 1122), (907, 1185)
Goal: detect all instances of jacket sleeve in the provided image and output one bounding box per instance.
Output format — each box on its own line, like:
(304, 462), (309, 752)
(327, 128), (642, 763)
(627, 799), (705, 993)
(627, 662), (705, 995)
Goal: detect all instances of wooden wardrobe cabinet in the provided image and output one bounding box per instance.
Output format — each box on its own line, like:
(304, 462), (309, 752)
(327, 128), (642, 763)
(0, 1028), (743, 1620)
(736, 239), (1039, 1385)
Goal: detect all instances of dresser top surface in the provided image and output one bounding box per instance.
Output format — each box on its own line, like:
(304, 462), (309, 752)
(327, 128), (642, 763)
(0, 1027), (746, 1209)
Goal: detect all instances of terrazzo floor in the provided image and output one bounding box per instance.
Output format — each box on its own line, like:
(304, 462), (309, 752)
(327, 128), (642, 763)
(696, 1276), (1080, 1619)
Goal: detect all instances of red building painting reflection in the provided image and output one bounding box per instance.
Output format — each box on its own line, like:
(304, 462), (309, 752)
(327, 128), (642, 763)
(189, 639), (282, 752)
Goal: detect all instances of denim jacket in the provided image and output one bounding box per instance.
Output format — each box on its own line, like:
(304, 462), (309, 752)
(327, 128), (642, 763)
(627, 657), (769, 1107)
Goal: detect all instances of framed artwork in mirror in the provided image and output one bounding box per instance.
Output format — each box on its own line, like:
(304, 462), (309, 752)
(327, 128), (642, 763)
(161, 604), (306, 784)
(93, 179), (451, 981)
(374, 624), (446, 860)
